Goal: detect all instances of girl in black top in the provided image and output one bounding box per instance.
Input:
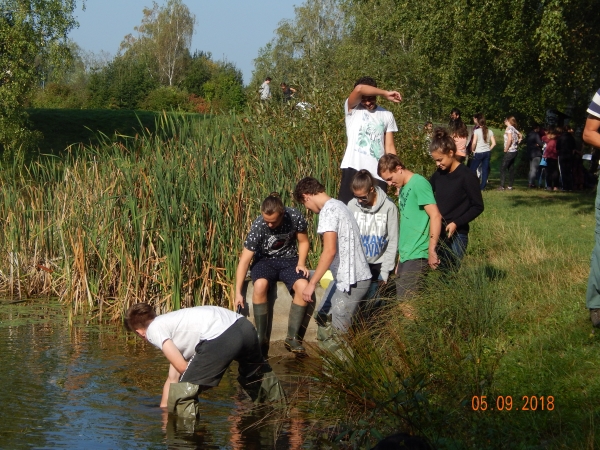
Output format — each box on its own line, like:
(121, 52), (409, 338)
(429, 128), (484, 270)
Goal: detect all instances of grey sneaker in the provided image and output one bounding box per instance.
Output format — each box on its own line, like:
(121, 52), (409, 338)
(590, 309), (600, 328)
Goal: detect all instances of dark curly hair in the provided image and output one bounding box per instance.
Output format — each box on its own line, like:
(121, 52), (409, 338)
(293, 177), (325, 203)
(354, 76), (377, 88)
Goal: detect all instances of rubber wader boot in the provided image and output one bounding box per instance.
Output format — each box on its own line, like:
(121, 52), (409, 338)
(238, 364), (287, 406)
(253, 302), (269, 358)
(167, 382), (200, 419)
(315, 312), (352, 363)
(284, 303), (307, 354)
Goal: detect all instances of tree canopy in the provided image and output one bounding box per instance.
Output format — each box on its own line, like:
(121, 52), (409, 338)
(252, 0), (600, 125)
(0, 0), (79, 153)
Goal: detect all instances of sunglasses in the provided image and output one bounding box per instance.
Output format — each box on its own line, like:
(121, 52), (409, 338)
(354, 191), (372, 202)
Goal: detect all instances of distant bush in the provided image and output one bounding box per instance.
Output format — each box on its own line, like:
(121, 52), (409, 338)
(31, 83), (89, 109)
(140, 86), (191, 111)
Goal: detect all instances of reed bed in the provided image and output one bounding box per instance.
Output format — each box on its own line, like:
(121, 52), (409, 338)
(0, 102), (432, 320)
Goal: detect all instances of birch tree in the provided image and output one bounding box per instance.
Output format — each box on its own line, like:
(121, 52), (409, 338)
(123, 0), (195, 86)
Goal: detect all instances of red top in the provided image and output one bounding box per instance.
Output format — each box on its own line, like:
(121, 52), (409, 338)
(543, 138), (557, 159)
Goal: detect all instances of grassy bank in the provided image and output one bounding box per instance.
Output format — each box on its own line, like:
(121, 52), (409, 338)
(302, 187), (599, 449)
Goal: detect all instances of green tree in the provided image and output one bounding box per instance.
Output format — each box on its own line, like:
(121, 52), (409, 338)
(0, 0), (79, 154)
(254, 0), (600, 124)
(122, 0), (195, 87)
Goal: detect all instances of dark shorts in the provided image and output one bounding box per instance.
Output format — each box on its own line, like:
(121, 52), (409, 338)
(180, 317), (266, 387)
(250, 257), (308, 293)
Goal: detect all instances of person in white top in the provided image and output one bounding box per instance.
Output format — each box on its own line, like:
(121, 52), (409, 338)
(338, 76), (401, 204)
(293, 177), (372, 337)
(498, 116), (522, 190)
(259, 77), (272, 100)
(125, 303), (284, 409)
(469, 113), (496, 190)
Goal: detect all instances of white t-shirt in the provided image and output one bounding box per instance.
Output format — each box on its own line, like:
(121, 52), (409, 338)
(504, 125), (519, 152)
(340, 99), (398, 181)
(259, 81), (271, 100)
(146, 306), (243, 360)
(473, 128), (494, 153)
(317, 199), (372, 292)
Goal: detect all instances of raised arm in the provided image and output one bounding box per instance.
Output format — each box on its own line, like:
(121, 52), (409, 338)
(303, 231), (337, 302)
(235, 248), (255, 309)
(348, 84), (402, 109)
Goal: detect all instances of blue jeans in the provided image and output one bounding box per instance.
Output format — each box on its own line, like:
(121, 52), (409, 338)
(470, 152), (491, 190)
(438, 233), (469, 271)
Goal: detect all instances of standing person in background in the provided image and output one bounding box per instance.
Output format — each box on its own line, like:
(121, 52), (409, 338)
(583, 87), (600, 328)
(234, 193), (311, 356)
(293, 178), (372, 342)
(338, 76), (401, 204)
(543, 128), (560, 191)
(280, 83), (296, 102)
(377, 154), (442, 301)
(259, 77), (272, 101)
(347, 169), (399, 301)
(469, 113), (496, 190)
(429, 128), (484, 269)
(450, 118), (469, 163)
(498, 116), (522, 191)
(557, 124), (577, 191)
(526, 123), (544, 188)
(448, 108), (468, 161)
(448, 108), (462, 128)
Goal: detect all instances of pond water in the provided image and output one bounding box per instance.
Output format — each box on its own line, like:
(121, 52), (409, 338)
(0, 300), (316, 449)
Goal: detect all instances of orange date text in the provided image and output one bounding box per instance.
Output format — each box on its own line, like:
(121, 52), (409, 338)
(471, 395), (554, 411)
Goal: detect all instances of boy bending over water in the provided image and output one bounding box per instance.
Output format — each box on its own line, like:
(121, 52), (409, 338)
(125, 303), (284, 410)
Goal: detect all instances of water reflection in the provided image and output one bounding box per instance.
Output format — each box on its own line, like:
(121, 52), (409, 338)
(0, 301), (315, 449)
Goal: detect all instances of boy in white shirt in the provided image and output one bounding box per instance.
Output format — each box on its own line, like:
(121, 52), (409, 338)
(125, 303), (284, 410)
(293, 177), (372, 335)
(338, 76), (401, 203)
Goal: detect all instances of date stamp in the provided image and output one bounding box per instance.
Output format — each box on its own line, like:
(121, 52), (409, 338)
(471, 395), (554, 411)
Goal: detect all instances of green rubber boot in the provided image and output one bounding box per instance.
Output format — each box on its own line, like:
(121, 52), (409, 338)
(253, 302), (269, 358)
(284, 303), (307, 354)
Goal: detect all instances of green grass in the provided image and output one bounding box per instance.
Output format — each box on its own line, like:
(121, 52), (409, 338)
(302, 187), (600, 448)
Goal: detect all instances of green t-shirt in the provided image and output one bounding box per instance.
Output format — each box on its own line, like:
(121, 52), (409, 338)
(398, 174), (436, 262)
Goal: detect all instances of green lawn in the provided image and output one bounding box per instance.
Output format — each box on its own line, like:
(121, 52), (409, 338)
(306, 185), (600, 449)
(26, 109), (209, 156)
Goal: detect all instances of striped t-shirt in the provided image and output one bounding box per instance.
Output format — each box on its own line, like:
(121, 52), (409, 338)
(588, 89), (600, 119)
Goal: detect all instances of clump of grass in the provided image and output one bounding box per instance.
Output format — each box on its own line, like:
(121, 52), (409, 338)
(299, 189), (600, 448)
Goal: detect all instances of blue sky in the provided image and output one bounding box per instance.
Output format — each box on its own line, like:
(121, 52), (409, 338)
(69, 1), (298, 85)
